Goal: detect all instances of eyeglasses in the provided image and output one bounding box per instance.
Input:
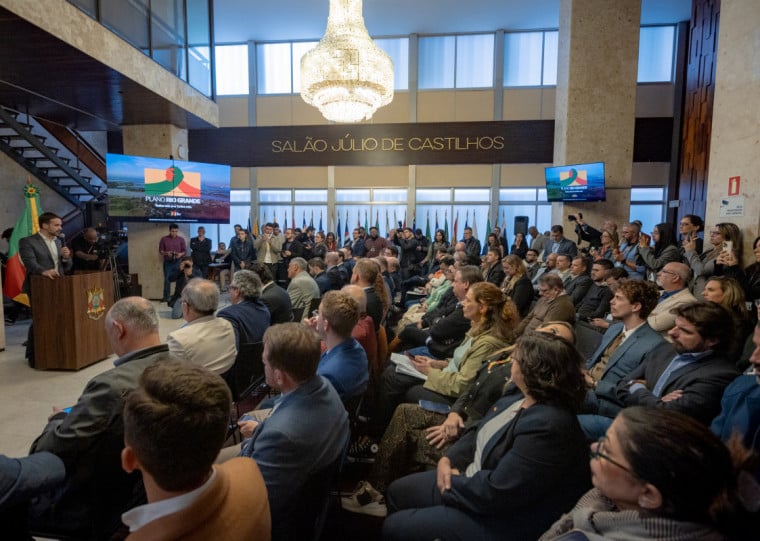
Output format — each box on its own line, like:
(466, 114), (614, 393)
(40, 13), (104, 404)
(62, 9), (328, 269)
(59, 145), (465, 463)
(658, 269), (678, 277)
(591, 436), (637, 477)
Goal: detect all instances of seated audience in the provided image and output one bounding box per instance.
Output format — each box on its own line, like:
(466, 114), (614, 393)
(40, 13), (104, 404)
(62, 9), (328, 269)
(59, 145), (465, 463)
(307, 290), (369, 400)
(578, 280), (664, 436)
(341, 285), (379, 380)
(576, 259), (614, 322)
(382, 332), (591, 541)
(532, 252), (558, 289)
(543, 224), (578, 261)
(374, 282), (516, 435)
(232, 323), (349, 541)
(167, 279), (237, 375)
(702, 275), (754, 358)
(552, 254), (573, 286)
(500, 254), (533, 317)
(0, 452), (65, 538)
(286, 257), (321, 315)
(712, 320), (760, 480)
(613, 222), (646, 281)
(637, 222), (680, 279)
(646, 262), (697, 339)
(524, 248), (542, 281)
(167, 256), (202, 319)
(29, 297), (175, 539)
(482, 248), (505, 286)
(217, 270), (271, 348)
(684, 222), (740, 299)
(715, 234), (760, 305)
(120, 361), (270, 539)
(395, 266), (482, 359)
(517, 274), (575, 335)
(541, 408), (756, 541)
(351, 257), (389, 332)
(615, 301), (739, 425)
(251, 262), (292, 324)
(343, 322), (574, 517)
(565, 256), (593, 307)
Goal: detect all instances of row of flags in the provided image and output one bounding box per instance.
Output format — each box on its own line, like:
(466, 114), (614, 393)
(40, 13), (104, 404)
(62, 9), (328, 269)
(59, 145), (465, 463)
(254, 208), (509, 245)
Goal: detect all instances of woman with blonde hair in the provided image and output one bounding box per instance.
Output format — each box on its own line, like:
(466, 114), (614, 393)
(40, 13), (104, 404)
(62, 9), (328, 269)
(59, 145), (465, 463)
(702, 276), (753, 360)
(500, 254), (533, 317)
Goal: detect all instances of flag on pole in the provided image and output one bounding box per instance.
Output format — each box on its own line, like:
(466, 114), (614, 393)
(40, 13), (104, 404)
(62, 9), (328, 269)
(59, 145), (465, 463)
(319, 210), (323, 232)
(471, 213), (478, 243)
(374, 209), (379, 230)
(412, 214), (416, 232)
(251, 216), (258, 237)
(356, 211), (361, 228)
(501, 211), (507, 239)
(3, 180), (42, 306)
(336, 214), (341, 244)
(444, 210), (449, 242)
(385, 209), (390, 236)
(464, 210), (469, 230)
(425, 211), (431, 239)
(309, 210), (314, 228)
(403, 212), (407, 229)
(344, 210), (349, 242)
(393, 209), (398, 229)
(302, 211), (306, 229)
(364, 210), (368, 233)
(284, 210), (288, 231)
(291, 211), (295, 230)
(453, 211), (459, 244)
(486, 215), (491, 237)
(435, 210), (439, 232)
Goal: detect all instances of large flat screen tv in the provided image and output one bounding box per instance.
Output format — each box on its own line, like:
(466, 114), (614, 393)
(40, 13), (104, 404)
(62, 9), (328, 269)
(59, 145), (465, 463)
(544, 161), (606, 202)
(107, 153), (231, 223)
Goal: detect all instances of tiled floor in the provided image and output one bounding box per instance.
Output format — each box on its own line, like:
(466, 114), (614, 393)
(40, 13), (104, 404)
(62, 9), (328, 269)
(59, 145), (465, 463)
(0, 300), (219, 457)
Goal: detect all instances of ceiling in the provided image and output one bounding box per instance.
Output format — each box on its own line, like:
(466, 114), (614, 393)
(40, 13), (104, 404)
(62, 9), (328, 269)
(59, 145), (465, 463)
(213, 0), (693, 44)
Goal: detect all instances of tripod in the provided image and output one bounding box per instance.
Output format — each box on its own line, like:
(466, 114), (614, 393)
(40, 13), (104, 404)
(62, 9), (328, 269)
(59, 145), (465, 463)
(103, 251), (125, 300)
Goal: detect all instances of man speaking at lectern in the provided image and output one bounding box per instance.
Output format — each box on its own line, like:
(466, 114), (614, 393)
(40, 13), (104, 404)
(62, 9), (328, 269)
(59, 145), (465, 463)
(18, 212), (72, 366)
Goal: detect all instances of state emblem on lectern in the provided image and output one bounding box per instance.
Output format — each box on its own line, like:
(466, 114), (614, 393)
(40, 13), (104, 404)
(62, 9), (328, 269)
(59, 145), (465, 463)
(87, 287), (107, 320)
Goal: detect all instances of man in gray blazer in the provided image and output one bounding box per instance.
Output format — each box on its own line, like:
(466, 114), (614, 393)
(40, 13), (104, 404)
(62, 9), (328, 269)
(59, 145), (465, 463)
(286, 257), (320, 315)
(580, 279), (664, 432)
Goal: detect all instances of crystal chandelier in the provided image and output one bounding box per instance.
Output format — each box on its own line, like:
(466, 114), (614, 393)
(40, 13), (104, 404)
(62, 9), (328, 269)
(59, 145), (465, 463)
(301, 0), (394, 123)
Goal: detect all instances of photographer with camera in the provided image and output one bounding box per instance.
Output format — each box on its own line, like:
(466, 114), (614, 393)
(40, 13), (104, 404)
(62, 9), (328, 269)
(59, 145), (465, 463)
(167, 256), (202, 319)
(568, 212), (603, 249)
(72, 227), (107, 271)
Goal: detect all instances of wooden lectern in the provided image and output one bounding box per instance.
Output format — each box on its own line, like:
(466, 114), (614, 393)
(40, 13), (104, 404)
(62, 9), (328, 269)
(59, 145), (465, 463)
(31, 271), (114, 370)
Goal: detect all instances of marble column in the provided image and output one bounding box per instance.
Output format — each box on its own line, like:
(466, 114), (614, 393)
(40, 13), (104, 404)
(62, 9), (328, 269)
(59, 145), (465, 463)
(705, 0), (760, 264)
(122, 124), (189, 300)
(553, 0), (641, 240)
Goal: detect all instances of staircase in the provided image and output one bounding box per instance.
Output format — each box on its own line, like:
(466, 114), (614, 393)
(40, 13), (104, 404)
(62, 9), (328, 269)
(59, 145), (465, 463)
(0, 107), (107, 208)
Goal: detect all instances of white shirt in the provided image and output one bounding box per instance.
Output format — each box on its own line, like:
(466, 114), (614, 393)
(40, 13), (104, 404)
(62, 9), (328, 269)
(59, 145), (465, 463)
(41, 233), (59, 271)
(122, 469), (217, 532)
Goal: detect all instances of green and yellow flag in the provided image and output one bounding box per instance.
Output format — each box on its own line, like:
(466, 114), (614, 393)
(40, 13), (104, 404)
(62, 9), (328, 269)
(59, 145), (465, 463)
(3, 180), (42, 306)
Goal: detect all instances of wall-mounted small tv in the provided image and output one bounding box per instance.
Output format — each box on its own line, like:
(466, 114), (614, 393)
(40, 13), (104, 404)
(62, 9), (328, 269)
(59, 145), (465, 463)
(544, 161), (606, 202)
(107, 153), (231, 223)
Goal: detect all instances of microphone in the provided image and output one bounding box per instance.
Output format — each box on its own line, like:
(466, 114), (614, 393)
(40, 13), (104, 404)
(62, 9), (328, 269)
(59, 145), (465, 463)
(58, 233), (66, 248)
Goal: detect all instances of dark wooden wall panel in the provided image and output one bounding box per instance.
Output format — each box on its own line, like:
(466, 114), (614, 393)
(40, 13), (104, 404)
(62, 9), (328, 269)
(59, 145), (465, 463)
(677, 0), (720, 220)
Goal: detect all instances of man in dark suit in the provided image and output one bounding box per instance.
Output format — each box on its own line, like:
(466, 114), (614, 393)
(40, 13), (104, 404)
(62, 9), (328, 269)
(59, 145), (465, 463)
(251, 262), (292, 324)
(565, 256), (593, 307)
(18, 212), (73, 365)
(615, 301), (739, 426)
(309, 257), (333, 295)
(578, 280), (664, 439)
(235, 323), (349, 541)
(543, 224), (578, 262)
(217, 269), (271, 348)
(461, 227), (481, 261)
(482, 248), (505, 286)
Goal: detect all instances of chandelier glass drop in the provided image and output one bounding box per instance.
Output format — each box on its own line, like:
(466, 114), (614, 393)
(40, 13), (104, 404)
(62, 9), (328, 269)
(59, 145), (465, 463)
(300, 0), (394, 123)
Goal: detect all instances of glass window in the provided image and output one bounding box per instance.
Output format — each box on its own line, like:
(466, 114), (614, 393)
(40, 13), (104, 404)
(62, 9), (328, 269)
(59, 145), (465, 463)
(416, 189), (450, 202)
(630, 204), (664, 236)
(419, 36), (456, 89)
(216, 44), (249, 95)
(454, 188), (489, 202)
(638, 26), (675, 83)
(230, 189), (251, 203)
(259, 190), (291, 203)
(257, 42), (291, 94)
(101, 0), (150, 52)
(542, 31), (558, 86)
(456, 34), (494, 88)
(336, 189), (370, 202)
(292, 41), (318, 93)
(499, 188), (538, 202)
(294, 189), (327, 202)
(373, 189), (407, 202)
(186, 0), (211, 95)
(631, 187), (665, 201)
(150, 0), (186, 78)
(376, 38), (410, 90)
(503, 32), (543, 86)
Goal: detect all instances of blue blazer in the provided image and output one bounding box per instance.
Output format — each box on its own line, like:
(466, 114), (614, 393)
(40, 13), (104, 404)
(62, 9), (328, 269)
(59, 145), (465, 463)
(711, 374), (760, 460)
(217, 299), (271, 347)
(586, 322), (665, 417)
(241, 375), (348, 537)
(444, 389), (590, 541)
(317, 337), (369, 399)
